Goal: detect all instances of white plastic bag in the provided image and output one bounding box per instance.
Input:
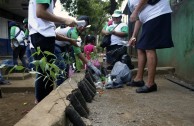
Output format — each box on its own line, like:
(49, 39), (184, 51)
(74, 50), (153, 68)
(110, 61), (132, 84)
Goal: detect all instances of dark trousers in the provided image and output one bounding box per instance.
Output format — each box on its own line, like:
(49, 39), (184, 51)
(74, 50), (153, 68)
(54, 45), (68, 85)
(31, 33), (55, 102)
(12, 44), (27, 67)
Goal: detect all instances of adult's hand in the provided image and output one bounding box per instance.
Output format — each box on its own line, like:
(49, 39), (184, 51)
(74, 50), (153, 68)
(65, 19), (76, 27)
(128, 37), (136, 47)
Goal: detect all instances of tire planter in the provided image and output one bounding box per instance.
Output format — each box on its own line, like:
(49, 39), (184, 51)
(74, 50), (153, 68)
(66, 93), (88, 118)
(65, 105), (86, 126)
(72, 88), (90, 114)
(78, 81), (93, 103)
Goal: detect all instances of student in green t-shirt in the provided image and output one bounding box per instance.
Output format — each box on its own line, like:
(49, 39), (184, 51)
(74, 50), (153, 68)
(9, 21), (27, 67)
(55, 16), (101, 82)
(28, 0), (78, 103)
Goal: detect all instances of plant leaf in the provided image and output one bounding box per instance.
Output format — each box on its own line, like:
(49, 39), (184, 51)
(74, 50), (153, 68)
(40, 57), (46, 73)
(15, 65), (25, 71)
(44, 51), (57, 58)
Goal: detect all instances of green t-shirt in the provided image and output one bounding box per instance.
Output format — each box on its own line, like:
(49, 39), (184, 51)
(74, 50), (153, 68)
(24, 29), (29, 38)
(103, 22), (128, 34)
(107, 24), (128, 34)
(67, 27), (81, 55)
(36, 0), (51, 4)
(10, 26), (17, 39)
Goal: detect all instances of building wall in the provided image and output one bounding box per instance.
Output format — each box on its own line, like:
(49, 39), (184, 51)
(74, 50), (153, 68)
(0, 17), (9, 39)
(157, 0), (194, 83)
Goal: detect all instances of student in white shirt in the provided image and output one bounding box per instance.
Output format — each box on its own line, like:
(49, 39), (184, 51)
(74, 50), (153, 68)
(28, 0), (78, 103)
(127, 0), (174, 93)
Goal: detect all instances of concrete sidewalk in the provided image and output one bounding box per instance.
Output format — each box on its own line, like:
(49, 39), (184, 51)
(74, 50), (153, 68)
(0, 66), (176, 93)
(0, 75), (35, 93)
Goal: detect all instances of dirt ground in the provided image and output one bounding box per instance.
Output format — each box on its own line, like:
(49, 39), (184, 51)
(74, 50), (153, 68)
(88, 75), (194, 126)
(0, 92), (35, 126)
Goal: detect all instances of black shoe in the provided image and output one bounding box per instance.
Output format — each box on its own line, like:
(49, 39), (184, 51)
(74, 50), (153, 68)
(0, 80), (11, 85)
(136, 84), (157, 93)
(126, 80), (145, 87)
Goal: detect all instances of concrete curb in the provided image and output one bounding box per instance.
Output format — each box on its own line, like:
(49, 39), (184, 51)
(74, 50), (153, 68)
(0, 67), (175, 93)
(3, 73), (32, 80)
(15, 72), (84, 126)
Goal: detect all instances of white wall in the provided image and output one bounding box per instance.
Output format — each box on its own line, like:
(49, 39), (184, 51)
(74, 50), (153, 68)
(120, 0), (128, 24)
(0, 17), (9, 39)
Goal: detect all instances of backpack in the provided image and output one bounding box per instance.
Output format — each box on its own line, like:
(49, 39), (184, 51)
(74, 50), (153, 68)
(121, 54), (134, 70)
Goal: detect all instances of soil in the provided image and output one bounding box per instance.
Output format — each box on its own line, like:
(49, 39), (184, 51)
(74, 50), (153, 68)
(88, 75), (194, 126)
(0, 92), (35, 126)
(0, 75), (194, 126)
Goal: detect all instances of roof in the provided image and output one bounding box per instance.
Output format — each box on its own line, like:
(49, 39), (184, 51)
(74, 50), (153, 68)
(0, 0), (28, 20)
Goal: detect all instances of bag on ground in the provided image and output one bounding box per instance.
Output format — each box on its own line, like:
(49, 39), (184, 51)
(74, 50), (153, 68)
(110, 61), (132, 85)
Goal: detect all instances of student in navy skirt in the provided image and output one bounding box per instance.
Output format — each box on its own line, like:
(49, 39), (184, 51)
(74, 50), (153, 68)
(127, 0), (174, 93)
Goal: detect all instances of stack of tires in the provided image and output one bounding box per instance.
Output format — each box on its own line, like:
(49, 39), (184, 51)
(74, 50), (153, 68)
(65, 68), (97, 126)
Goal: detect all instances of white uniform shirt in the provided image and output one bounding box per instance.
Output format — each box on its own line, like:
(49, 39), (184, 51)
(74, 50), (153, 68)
(129, 0), (172, 24)
(28, 0), (56, 37)
(14, 27), (25, 44)
(55, 27), (71, 46)
(110, 23), (128, 45)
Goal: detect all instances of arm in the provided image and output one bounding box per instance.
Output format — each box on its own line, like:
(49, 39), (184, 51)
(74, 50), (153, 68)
(56, 33), (78, 47)
(10, 27), (15, 39)
(36, 4), (75, 25)
(112, 25), (128, 37)
(128, 20), (142, 46)
(111, 31), (128, 37)
(101, 29), (110, 35)
(101, 23), (110, 35)
(130, 0), (148, 22)
(132, 20), (142, 38)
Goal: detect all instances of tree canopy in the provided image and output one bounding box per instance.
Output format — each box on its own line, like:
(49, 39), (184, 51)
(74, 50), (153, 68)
(59, 0), (124, 35)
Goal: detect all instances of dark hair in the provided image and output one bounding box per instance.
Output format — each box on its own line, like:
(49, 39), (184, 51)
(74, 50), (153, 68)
(85, 35), (95, 44)
(9, 21), (17, 27)
(77, 15), (90, 26)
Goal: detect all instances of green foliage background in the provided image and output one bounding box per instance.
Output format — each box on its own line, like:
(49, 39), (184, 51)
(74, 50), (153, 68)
(59, 0), (124, 35)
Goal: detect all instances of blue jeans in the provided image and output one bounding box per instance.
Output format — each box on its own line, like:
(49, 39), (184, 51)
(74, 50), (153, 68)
(12, 44), (27, 67)
(54, 45), (67, 85)
(31, 33), (55, 102)
(26, 44), (35, 69)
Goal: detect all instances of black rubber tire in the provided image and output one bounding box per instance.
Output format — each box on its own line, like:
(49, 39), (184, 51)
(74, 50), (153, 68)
(81, 80), (95, 98)
(72, 89), (90, 114)
(87, 68), (97, 82)
(83, 78), (96, 94)
(78, 81), (93, 103)
(67, 93), (88, 118)
(65, 105), (86, 126)
(85, 72), (96, 89)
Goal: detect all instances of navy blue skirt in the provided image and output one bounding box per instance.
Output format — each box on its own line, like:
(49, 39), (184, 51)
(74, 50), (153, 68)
(137, 13), (174, 50)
